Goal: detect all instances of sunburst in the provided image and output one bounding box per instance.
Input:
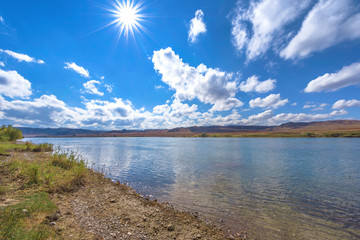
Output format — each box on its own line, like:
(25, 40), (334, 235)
(107, 0), (146, 40)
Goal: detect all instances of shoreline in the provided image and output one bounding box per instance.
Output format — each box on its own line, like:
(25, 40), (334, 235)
(0, 142), (247, 240)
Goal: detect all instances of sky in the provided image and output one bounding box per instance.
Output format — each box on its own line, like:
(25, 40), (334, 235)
(0, 0), (360, 130)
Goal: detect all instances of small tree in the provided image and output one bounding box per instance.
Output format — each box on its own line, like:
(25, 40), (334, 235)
(0, 125), (23, 142)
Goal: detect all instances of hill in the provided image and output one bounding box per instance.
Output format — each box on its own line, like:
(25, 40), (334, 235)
(17, 120), (360, 138)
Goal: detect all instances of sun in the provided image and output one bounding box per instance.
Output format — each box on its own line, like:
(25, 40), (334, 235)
(107, 0), (146, 40)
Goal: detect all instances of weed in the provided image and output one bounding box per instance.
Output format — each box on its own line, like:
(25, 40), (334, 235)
(27, 164), (39, 185)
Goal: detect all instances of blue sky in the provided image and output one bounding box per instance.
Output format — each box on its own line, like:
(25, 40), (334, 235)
(0, 0), (360, 129)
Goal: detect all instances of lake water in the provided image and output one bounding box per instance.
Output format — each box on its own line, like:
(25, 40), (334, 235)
(24, 137), (360, 239)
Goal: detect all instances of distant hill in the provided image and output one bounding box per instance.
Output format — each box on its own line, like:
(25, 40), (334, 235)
(18, 127), (105, 137)
(18, 120), (360, 138)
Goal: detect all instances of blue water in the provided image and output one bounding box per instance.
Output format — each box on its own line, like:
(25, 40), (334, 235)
(24, 137), (360, 239)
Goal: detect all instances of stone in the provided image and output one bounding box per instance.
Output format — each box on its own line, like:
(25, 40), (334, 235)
(167, 224), (175, 231)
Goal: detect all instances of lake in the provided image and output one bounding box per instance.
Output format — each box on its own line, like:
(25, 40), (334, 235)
(24, 137), (360, 239)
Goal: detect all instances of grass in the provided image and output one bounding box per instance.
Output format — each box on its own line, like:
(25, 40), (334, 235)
(7, 148), (87, 193)
(0, 142), (53, 156)
(0, 142), (89, 240)
(0, 192), (57, 240)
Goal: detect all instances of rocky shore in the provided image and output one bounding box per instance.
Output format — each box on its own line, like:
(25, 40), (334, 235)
(0, 147), (247, 239)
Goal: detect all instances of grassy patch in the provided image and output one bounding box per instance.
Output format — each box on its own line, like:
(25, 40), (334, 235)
(0, 142), (53, 156)
(8, 147), (87, 193)
(0, 142), (91, 239)
(0, 192), (57, 240)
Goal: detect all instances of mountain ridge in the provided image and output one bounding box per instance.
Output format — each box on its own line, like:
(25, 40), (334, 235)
(17, 120), (360, 137)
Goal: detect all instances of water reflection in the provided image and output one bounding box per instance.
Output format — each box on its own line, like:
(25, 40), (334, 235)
(25, 137), (360, 239)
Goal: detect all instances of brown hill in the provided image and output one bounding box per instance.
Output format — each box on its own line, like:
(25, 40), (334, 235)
(19, 120), (360, 138)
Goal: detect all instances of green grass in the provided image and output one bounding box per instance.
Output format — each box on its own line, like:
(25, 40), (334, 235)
(0, 142), (90, 239)
(0, 192), (57, 240)
(0, 142), (53, 156)
(7, 147), (87, 193)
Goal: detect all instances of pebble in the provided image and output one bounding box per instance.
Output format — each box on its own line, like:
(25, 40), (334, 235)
(124, 216), (130, 221)
(167, 224), (175, 231)
(110, 199), (116, 203)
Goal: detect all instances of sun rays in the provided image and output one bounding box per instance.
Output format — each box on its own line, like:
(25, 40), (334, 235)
(107, 0), (146, 40)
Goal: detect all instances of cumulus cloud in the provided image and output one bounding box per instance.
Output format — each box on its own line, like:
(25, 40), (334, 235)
(64, 62), (90, 78)
(0, 49), (44, 64)
(152, 47), (243, 112)
(0, 92), (350, 129)
(332, 99), (360, 109)
(0, 69), (32, 98)
(231, 0), (311, 60)
(239, 75), (276, 93)
(188, 10), (207, 43)
(266, 109), (347, 125)
(83, 80), (104, 96)
(249, 94), (288, 109)
(304, 62), (360, 92)
(281, 0), (360, 59)
(0, 95), (148, 129)
(0, 62), (4, 67)
(237, 108), (347, 126)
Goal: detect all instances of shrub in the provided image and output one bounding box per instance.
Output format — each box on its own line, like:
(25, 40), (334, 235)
(0, 125), (23, 142)
(32, 143), (53, 152)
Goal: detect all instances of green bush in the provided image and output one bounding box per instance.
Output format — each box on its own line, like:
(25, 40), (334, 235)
(0, 125), (23, 142)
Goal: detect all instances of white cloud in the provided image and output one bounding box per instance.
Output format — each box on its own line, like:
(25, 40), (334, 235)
(332, 99), (360, 109)
(154, 85), (164, 89)
(83, 80), (104, 96)
(281, 0), (360, 59)
(0, 69), (32, 99)
(303, 104), (316, 109)
(188, 10), (207, 43)
(266, 109), (347, 125)
(153, 104), (171, 115)
(0, 16), (4, 24)
(249, 94), (288, 109)
(304, 62), (360, 92)
(0, 62), (4, 67)
(291, 103), (298, 106)
(104, 84), (113, 93)
(0, 49), (44, 64)
(0, 92), (349, 129)
(231, 0), (311, 60)
(64, 62), (90, 78)
(244, 109), (274, 124)
(239, 75), (276, 93)
(320, 103), (327, 108)
(152, 47), (243, 112)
